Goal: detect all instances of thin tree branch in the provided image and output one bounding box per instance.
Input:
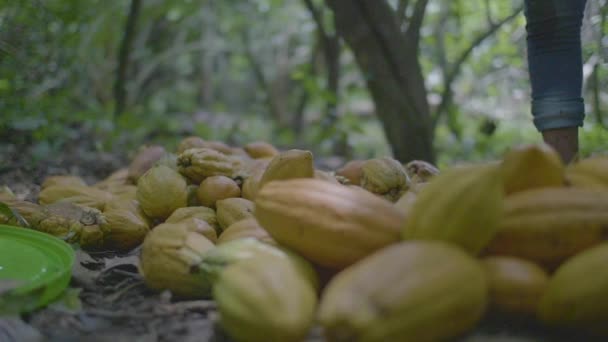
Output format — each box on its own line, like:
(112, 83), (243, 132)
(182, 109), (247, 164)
(406, 0), (429, 48)
(396, 0), (410, 26)
(432, 5), (523, 128)
(113, 0), (142, 117)
(303, 0), (329, 39)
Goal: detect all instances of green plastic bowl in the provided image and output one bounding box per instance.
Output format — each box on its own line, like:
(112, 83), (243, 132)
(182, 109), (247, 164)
(0, 224), (74, 315)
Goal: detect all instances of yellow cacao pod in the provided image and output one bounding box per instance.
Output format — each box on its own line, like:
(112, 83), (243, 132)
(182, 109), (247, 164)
(196, 175), (241, 208)
(217, 218), (274, 245)
(484, 187), (608, 266)
(565, 155), (608, 189)
(255, 179), (405, 269)
(136, 165), (188, 220)
(41, 175), (86, 190)
(177, 148), (243, 184)
(402, 164), (504, 254)
(336, 160), (365, 186)
(216, 198), (255, 231)
(257, 149), (314, 192)
(501, 143), (565, 195)
(482, 256), (549, 316)
(318, 241), (487, 342)
(101, 208), (150, 252)
(165, 206), (220, 234)
(360, 157), (409, 202)
(93, 168), (129, 190)
(176, 136), (206, 154)
(213, 254), (318, 342)
(38, 185), (113, 211)
(538, 242), (608, 336)
(127, 145), (166, 184)
(243, 141), (279, 159)
(403, 160), (439, 184)
(241, 163), (266, 201)
(139, 221), (215, 298)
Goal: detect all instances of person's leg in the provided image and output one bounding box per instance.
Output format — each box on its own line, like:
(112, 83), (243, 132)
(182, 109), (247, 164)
(524, 0), (587, 163)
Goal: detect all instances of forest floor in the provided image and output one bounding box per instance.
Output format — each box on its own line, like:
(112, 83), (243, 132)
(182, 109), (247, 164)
(0, 141), (603, 342)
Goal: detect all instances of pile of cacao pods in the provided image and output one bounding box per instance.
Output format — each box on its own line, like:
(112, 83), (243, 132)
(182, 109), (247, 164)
(2, 136), (608, 341)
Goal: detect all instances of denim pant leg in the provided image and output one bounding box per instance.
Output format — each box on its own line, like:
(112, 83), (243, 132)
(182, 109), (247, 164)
(524, 0), (587, 131)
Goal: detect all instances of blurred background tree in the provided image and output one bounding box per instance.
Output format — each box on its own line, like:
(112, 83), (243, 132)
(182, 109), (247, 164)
(0, 0), (606, 169)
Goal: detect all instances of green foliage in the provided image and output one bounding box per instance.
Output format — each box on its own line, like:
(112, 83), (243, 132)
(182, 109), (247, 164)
(0, 0), (606, 166)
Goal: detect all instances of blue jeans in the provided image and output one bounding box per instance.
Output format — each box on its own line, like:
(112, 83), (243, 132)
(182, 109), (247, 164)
(524, 0), (587, 131)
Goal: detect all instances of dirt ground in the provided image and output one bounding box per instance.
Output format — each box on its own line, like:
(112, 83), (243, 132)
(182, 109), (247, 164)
(0, 143), (602, 342)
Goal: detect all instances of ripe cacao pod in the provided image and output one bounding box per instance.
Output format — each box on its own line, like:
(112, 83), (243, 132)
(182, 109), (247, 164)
(482, 256), (549, 315)
(565, 155), (608, 189)
(501, 143), (565, 195)
(484, 187), (608, 266)
(538, 242), (608, 336)
(139, 222), (215, 298)
(402, 164), (504, 255)
(101, 208), (150, 252)
(136, 165), (188, 220)
(243, 141), (279, 159)
(93, 168), (129, 191)
(404, 160), (439, 184)
(257, 149), (314, 192)
(217, 218), (274, 245)
(336, 160), (365, 186)
(318, 241), (488, 342)
(177, 148), (243, 184)
(177, 136), (206, 154)
(213, 254), (318, 342)
(41, 175), (86, 190)
(255, 179), (405, 269)
(165, 206), (220, 234)
(38, 185), (113, 211)
(216, 198), (254, 231)
(127, 145), (166, 184)
(360, 157), (409, 202)
(196, 175), (241, 208)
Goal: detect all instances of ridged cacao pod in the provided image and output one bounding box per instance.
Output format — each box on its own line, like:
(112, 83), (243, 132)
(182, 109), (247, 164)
(165, 206), (220, 234)
(402, 164), (504, 255)
(136, 165), (188, 220)
(243, 141), (279, 159)
(318, 241), (487, 342)
(257, 149), (314, 192)
(177, 148), (243, 184)
(336, 160), (365, 186)
(38, 185), (113, 211)
(139, 222), (215, 298)
(216, 198), (254, 231)
(538, 242), (608, 336)
(127, 145), (166, 184)
(404, 160), (439, 184)
(482, 256), (549, 315)
(101, 208), (150, 252)
(41, 175), (86, 190)
(213, 254), (318, 342)
(501, 143), (565, 195)
(360, 157), (409, 202)
(484, 187), (608, 266)
(255, 179), (405, 269)
(217, 218), (274, 245)
(565, 155), (608, 189)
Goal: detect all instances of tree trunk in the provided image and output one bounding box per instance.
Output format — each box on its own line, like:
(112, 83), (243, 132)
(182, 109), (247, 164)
(114, 0), (142, 117)
(324, 0), (435, 163)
